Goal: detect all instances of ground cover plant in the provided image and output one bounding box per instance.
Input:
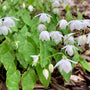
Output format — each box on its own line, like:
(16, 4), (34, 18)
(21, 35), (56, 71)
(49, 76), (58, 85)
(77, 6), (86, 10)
(0, 0), (90, 90)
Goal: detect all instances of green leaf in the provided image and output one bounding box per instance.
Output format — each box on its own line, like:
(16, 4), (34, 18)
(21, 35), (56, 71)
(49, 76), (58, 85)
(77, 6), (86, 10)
(0, 40), (15, 70)
(28, 0), (35, 4)
(20, 25), (31, 37)
(77, 13), (83, 20)
(21, 10), (31, 26)
(40, 41), (51, 67)
(66, 11), (73, 21)
(65, 5), (71, 11)
(79, 57), (90, 72)
(16, 53), (28, 68)
(6, 63), (20, 90)
(13, 33), (37, 64)
(18, 39), (36, 64)
(36, 64), (51, 87)
(21, 67), (37, 90)
(61, 70), (71, 82)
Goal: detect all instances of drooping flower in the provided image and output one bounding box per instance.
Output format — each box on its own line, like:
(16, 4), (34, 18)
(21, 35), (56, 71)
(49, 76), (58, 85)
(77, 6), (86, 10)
(62, 0), (71, 4)
(76, 35), (87, 46)
(0, 26), (10, 35)
(39, 31), (50, 41)
(68, 20), (84, 31)
(37, 24), (46, 32)
(52, 8), (60, 15)
(0, 17), (18, 35)
(64, 33), (75, 45)
(3, 17), (17, 27)
(28, 5), (34, 12)
(43, 69), (49, 80)
(87, 33), (90, 45)
(30, 54), (40, 66)
(58, 19), (68, 29)
(62, 45), (79, 56)
(35, 13), (52, 23)
(82, 20), (90, 28)
(54, 59), (77, 73)
(50, 31), (63, 44)
(49, 64), (54, 73)
(52, 1), (60, 8)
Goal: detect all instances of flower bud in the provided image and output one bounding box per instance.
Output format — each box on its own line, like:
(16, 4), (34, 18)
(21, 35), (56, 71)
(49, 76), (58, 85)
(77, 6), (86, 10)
(49, 64), (54, 73)
(43, 69), (49, 80)
(28, 5), (34, 12)
(3, 5), (7, 11)
(22, 3), (25, 8)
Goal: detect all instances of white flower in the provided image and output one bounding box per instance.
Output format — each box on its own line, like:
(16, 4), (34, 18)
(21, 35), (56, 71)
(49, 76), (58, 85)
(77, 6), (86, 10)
(54, 59), (77, 73)
(82, 20), (90, 28)
(58, 19), (68, 29)
(49, 64), (54, 73)
(39, 31), (50, 41)
(0, 26), (9, 35)
(68, 20), (84, 31)
(0, 17), (18, 35)
(28, 5), (34, 12)
(3, 17), (17, 27)
(52, 1), (60, 8)
(76, 35), (87, 46)
(43, 69), (49, 80)
(30, 54), (40, 66)
(3, 5), (7, 11)
(50, 31), (63, 44)
(35, 13), (52, 23)
(22, 3), (25, 8)
(60, 0), (71, 4)
(64, 33), (75, 45)
(87, 33), (90, 45)
(62, 45), (79, 56)
(53, 8), (60, 15)
(37, 24), (46, 32)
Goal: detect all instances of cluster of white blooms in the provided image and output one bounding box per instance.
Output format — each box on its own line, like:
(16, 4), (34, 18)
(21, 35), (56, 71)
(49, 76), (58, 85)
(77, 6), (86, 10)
(58, 19), (90, 31)
(68, 20), (90, 31)
(0, 17), (18, 35)
(30, 54), (40, 66)
(50, 31), (63, 44)
(43, 69), (49, 80)
(28, 5), (34, 12)
(51, 0), (71, 13)
(62, 45), (79, 56)
(51, 0), (60, 15)
(35, 13), (52, 41)
(54, 59), (77, 73)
